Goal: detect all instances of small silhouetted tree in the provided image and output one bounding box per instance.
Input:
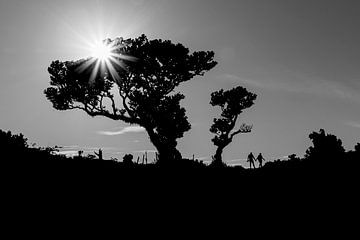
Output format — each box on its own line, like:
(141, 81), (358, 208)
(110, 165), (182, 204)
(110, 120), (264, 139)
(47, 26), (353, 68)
(210, 86), (257, 166)
(45, 34), (217, 163)
(305, 129), (345, 164)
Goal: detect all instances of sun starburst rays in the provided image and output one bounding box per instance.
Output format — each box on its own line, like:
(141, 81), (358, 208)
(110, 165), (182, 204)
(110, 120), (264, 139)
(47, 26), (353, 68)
(90, 41), (113, 61)
(77, 39), (132, 84)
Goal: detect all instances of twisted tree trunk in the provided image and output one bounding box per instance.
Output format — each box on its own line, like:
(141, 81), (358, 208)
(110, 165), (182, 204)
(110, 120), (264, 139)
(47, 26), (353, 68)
(146, 127), (182, 164)
(213, 145), (225, 166)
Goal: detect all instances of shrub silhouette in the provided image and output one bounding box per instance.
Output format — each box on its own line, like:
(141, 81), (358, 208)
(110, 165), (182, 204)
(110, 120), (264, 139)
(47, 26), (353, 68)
(0, 129), (30, 160)
(0, 129), (62, 162)
(210, 86), (257, 166)
(123, 154), (134, 165)
(355, 143), (360, 153)
(347, 142), (360, 163)
(45, 34), (217, 163)
(304, 129), (346, 165)
(0, 130), (28, 151)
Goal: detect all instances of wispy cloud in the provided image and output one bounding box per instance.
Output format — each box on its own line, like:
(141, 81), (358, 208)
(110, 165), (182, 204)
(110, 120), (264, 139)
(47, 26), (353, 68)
(97, 126), (146, 136)
(55, 150), (78, 157)
(133, 150), (157, 153)
(220, 74), (264, 88)
(220, 73), (360, 103)
(226, 158), (247, 166)
(345, 121), (360, 129)
(197, 156), (211, 161)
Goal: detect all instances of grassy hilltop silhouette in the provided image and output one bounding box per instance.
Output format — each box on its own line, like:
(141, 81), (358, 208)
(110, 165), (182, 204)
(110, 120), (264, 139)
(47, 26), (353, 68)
(2, 128), (358, 175)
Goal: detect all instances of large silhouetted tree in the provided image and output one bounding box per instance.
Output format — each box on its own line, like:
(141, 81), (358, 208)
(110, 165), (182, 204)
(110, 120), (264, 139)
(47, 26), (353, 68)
(45, 34), (217, 163)
(210, 86), (257, 166)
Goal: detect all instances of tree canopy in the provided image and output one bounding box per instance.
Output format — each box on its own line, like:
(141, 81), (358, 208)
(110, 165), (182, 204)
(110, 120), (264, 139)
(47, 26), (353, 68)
(45, 34), (217, 163)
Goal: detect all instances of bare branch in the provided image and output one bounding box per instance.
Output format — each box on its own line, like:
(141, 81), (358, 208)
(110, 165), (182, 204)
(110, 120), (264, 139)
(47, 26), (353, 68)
(107, 93), (118, 116)
(230, 124), (253, 139)
(68, 103), (135, 123)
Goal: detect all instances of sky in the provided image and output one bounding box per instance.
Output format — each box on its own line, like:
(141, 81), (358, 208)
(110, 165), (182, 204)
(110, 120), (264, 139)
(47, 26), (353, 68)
(0, 0), (359, 165)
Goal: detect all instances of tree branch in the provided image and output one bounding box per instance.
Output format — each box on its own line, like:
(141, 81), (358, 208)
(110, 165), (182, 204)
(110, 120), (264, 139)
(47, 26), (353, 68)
(230, 124), (253, 139)
(68, 103), (135, 123)
(106, 93), (118, 116)
(229, 115), (238, 132)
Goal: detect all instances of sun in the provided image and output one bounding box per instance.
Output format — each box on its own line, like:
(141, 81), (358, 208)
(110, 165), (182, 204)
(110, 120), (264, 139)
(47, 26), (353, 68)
(90, 41), (113, 62)
(77, 37), (136, 84)
(78, 39), (122, 83)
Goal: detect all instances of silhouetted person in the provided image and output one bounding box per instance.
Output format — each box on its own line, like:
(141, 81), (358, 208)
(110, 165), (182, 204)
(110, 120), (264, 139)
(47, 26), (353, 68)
(94, 149), (103, 160)
(78, 150), (83, 158)
(257, 153), (265, 168)
(247, 152), (256, 169)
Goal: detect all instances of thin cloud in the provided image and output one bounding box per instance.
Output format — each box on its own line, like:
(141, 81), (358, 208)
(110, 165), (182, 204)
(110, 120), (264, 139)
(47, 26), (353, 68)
(61, 145), (80, 149)
(228, 158), (247, 162)
(221, 74), (264, 88)
(61, 146), (116, 151)
(345, 121), (360, 129)
(97, 126), (146, 136)
(133, 150), (157, 153)
(220, 73), (360, 103)
(55, 150), (78, 156)
(226, 158), (247, 166)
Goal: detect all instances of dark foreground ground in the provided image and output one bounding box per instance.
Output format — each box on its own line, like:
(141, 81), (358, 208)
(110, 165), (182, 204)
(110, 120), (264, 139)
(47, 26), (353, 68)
(3, 154), (359, 188)
(1, 132), (358, 234)
(2, 154), (359, 235)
